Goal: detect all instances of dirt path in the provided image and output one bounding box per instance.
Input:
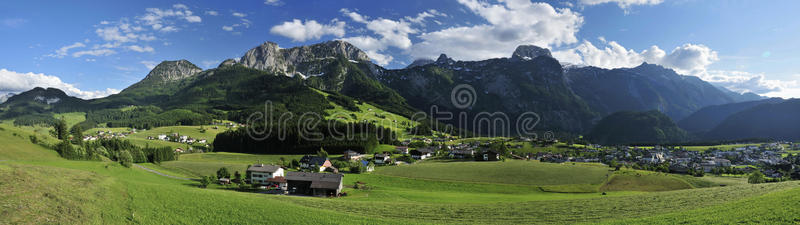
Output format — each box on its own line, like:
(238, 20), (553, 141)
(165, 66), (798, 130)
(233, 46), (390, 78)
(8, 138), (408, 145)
(133, 164), (196, 181)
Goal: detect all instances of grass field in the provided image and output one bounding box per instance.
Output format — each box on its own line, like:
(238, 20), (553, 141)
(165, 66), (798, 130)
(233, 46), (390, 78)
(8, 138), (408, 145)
(159, 152), (309, 178)
(52, 112), (86, 128)
(316, 89), (419, 139)
(601, 170), (694, 192)
(375, 160), (611, 187)
(3, 122), (800, 224)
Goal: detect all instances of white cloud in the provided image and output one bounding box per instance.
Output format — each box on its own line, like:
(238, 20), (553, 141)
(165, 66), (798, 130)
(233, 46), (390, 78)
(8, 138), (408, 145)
(140, 60), (158, 70)
(341, 9), (418, 49)
(338, 8), (442, 65)
(0, 69), (119, 99)
(579, 0), (663, 9)
(139, 4), (202, 32)
(405, 9), (447, 25)
(658, 44), (719, 75)
(700, 70), (796, 96)
(205, 10), (219, 16)
(222, 14), (252, 33)
(72, 49), (116, 57)
(409, 0), (583, 61)
(159, 26), (178, 32)
(553, 39), (792, 96)
(341, 8), (368, 23)
(94, 24), (154, 43)
(553, 40), (718, 75)
(50, 4), (207, 59)
(127, 45), (154, 53)
(264, 0), (284, 6)
(47, 42), (86, 58)
(270, 19), (346, 42)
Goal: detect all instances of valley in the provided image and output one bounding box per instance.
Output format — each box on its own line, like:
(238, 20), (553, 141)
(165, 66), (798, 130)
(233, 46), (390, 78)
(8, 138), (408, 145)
(2, 121), (799, 224)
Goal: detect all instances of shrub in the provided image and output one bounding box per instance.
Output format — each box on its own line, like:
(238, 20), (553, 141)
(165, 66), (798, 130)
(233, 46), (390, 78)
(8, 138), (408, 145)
(200, 176), (212, 188)
(350, 162), (365, 174)
(217, 167), (231, 179)
(749, 171), (766, 184)
(118, 150), (133, 168)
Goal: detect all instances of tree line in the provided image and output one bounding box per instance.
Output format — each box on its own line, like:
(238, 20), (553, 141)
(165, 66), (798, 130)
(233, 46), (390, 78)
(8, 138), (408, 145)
(213, 120), (397, 154)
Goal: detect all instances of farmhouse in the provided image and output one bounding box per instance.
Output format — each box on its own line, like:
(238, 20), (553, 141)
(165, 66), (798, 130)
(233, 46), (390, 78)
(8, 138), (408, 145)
(411, 148), (435, 160)
(300, 156), (332, 172)
(477, 150), (500, 161)
(343, 150), (361, 161)
(286, 172), (344, 196)
(373, 153), (391, 165)
(449, 149), (474, 159)
(396, 146), (409, 154)
(247, 164), (284, 186)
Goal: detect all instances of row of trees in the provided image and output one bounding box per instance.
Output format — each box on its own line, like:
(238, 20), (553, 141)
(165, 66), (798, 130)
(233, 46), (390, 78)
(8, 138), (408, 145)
(213, 121), (396, 154)
(76, 106), (212, 130)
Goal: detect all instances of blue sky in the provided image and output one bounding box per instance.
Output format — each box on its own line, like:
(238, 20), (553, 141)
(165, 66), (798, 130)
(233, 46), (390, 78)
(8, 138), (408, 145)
(1, 0), (799, 99)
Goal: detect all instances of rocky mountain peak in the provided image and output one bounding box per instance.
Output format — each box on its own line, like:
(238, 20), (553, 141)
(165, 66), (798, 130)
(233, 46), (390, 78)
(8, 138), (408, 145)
(434, 54), (455, 65)
(406, 58), (434, 69)
(218, 58), (238, 68)
(144, 60), (202, 82)
(239, 40), (371, 76)
(511, 45), (552, 60)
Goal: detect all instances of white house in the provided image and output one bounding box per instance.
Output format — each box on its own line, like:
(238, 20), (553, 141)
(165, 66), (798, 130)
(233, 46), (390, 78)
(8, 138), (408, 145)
(247, 164), (285, 186)
(411, 148), (435, 160)
(373, 154), (391, 165)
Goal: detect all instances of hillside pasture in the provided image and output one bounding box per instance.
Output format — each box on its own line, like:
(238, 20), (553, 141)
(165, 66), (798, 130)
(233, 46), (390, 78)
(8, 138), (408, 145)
(2, 123), (799, 224)
(374, 160), (612, 188)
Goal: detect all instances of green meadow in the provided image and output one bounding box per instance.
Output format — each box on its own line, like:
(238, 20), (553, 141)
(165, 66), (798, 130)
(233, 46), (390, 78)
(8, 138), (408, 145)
(2, 122), (800, 224)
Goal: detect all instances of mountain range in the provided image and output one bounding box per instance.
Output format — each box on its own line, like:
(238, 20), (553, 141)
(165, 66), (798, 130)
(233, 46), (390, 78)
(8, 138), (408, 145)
(1, 39), (791, 142)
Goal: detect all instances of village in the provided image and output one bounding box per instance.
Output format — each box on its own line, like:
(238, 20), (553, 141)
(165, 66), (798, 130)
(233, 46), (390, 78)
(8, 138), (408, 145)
(209, 137), (800, 198)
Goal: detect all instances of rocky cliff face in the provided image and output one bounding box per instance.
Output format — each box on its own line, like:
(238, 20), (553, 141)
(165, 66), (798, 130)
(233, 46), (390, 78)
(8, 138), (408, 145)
(239, 40), (371, 77)
(511, 45), (552, 60)
(406, 58), (434, 69)
(375, 46), (597, 133)
(143, 60), (202, 83)
(565, 63), (738, 121)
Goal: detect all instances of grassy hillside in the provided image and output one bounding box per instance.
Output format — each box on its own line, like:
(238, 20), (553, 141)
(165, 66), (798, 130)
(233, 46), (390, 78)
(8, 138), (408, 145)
(316, 89), (417, 138)
(375, 160), (611, 187)
(53, 112), (86, 128)
(159, 152), (308, 178)
(600, 170), (694, 192)
(2, 123), (800, 224)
